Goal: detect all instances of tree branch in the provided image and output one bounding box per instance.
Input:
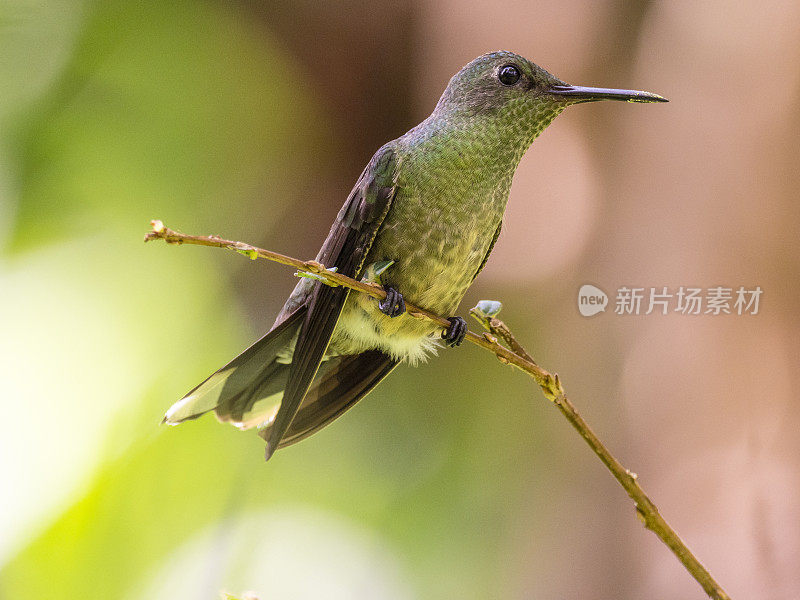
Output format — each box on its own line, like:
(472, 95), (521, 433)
(144, 220), (732, 600)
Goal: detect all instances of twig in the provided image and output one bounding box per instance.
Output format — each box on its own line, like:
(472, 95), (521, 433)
(468, 311), (730, 600)
(143, 221), (556, 389)
(144, 220), (731, 600)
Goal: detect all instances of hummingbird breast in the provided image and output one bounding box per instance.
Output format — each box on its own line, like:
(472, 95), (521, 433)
(329, 127), (516, 363)
(370, 185), (503, 315)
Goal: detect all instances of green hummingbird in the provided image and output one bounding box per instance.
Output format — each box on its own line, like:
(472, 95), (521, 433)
(164, 51), (666, 460)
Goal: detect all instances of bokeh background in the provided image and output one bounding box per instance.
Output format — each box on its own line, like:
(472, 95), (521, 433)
(1, 1), (798, 598)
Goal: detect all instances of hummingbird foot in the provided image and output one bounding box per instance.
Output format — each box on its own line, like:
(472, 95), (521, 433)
(378, 286), (406, 318)
(442, 316), (467, 347)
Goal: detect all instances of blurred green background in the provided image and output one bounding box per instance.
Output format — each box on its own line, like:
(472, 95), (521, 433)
(2, 1), (799, 598)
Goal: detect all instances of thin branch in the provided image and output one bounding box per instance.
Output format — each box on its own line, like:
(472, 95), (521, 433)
(144, 220), (731, 600)
(143, 221), (555, 389)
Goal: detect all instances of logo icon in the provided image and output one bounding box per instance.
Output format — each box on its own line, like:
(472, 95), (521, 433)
(578, 284), (608, 317)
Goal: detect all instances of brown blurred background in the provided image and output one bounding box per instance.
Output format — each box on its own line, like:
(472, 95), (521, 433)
(1, 1), (798, 599)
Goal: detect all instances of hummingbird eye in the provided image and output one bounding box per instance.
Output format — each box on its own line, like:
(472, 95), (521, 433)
(498, 65), (521, 86)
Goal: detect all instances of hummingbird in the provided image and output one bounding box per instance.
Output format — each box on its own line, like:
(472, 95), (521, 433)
(164, 51), (666, 460)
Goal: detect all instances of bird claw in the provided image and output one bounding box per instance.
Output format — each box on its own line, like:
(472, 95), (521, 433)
(442, 316), (467, 347)
(378, 286), (406, 318)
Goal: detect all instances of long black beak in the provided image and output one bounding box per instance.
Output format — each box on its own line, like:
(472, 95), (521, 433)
(549, 84), (668, 103)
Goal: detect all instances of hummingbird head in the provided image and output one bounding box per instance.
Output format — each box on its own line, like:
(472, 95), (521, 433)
(432, 51), (666, 154)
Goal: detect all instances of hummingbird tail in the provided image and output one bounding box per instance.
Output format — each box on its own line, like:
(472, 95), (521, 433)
(162, 307), (306, 428)
(258, 349), (399, 451)
(163, 306), (399, 459)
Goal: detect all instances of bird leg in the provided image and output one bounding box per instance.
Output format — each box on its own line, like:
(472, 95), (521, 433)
(442, 316), (467, 347)
(378, 286), (406, 318)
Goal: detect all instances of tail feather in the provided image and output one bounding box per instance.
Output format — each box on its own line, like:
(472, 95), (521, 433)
(163, 307), (305, 426)
(259, 350), (399, 450)
(213, 359), (287, 429)
(164, 306), (399, 458)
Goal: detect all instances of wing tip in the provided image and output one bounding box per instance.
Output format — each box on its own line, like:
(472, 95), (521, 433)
(264, 441), (277, 461)
(162, 395), (197, 425)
